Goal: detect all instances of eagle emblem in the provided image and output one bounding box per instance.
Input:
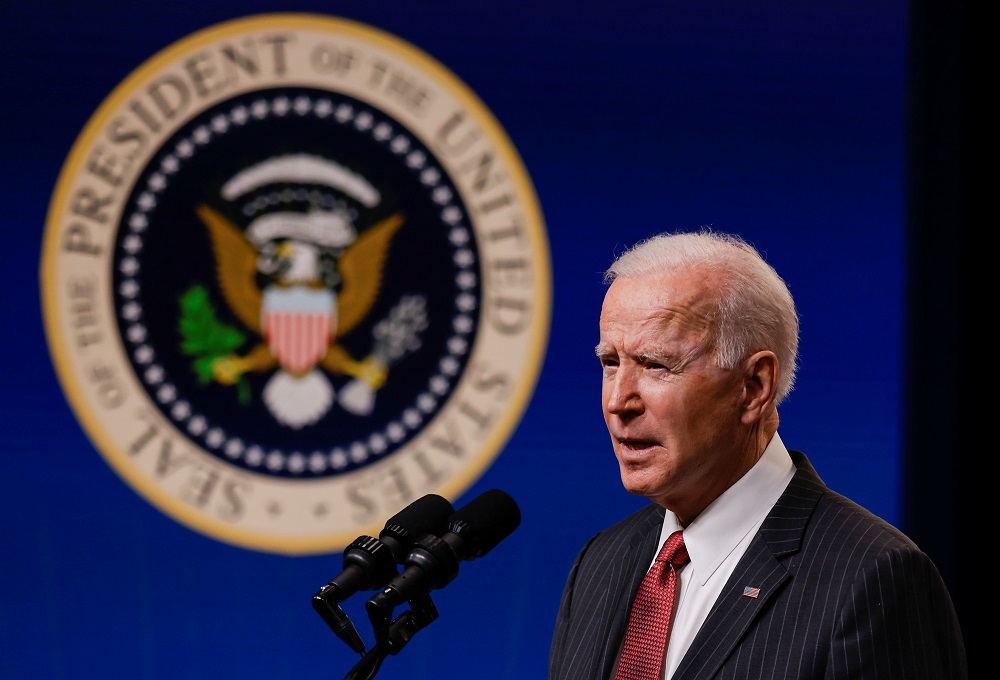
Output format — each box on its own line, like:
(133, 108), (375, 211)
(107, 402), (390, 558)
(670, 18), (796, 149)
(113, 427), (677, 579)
(42, 16), (550, 553)
(185, 154), (427, 429)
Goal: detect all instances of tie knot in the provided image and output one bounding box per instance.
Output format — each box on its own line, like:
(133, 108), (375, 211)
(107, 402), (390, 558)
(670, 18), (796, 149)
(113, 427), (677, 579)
(656, 530), (689, 568)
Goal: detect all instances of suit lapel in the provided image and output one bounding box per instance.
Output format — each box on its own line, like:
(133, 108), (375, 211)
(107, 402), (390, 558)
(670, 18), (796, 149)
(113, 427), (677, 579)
(595, 506), (664, 680)
(671, 452), (824, 679)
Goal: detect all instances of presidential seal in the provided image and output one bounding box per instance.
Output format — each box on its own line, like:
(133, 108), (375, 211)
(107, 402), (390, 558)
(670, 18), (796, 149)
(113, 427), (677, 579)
(40, 13), (551, 555)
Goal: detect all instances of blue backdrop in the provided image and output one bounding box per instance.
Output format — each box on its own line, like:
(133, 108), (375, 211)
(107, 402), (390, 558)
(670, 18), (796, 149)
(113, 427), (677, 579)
(2, 2), (910, 678)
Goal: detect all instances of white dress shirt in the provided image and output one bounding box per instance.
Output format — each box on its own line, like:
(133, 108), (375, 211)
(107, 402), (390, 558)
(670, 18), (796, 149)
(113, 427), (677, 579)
(612, 433), (796, 680)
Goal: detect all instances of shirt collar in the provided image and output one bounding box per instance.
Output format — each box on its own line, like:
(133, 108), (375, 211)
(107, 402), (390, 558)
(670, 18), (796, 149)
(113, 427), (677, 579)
(658, 432), (795, 585)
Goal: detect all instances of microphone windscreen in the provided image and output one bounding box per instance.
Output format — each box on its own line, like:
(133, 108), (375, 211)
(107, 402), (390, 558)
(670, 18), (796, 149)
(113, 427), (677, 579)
(446, 489), (521, 559)
(379, 493), (455, 562)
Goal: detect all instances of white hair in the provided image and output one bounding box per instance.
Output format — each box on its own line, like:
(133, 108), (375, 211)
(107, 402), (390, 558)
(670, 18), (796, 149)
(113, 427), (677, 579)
(606, 228), (800, 404)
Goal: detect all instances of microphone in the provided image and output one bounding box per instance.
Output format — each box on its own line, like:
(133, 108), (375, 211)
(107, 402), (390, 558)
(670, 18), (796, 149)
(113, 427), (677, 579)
(378, 493), (455, 564)
(367, 489), (521, 612)
(313, 493), (454, 652)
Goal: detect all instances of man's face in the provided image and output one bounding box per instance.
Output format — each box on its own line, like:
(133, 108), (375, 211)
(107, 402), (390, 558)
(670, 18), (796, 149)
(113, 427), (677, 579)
(596, 269), (748, 522)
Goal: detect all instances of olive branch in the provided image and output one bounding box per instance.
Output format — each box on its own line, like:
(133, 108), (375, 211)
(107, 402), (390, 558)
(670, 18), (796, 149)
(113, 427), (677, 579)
(178, 284), (250, 404)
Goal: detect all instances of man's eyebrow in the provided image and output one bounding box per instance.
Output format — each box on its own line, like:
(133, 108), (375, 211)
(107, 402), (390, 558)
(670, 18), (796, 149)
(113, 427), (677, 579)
(636, 349), (674, 363)
(595, 346), (675, 364)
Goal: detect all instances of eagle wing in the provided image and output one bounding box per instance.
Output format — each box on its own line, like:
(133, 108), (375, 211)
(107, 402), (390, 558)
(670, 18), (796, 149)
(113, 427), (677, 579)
(196, 204), (263, 334)
(336, 213), (404, 337)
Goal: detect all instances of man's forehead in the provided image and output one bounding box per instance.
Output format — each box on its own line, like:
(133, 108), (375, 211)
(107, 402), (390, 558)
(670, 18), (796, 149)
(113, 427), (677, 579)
(600, 294), (715, 334)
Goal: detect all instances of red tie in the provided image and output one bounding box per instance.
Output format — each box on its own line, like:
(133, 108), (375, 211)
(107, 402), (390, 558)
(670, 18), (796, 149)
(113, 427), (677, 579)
(615, 530), (690, 680)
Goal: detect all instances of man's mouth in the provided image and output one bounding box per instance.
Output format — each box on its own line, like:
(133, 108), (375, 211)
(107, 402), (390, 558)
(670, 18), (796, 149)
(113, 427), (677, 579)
(616, 438), (658, 459)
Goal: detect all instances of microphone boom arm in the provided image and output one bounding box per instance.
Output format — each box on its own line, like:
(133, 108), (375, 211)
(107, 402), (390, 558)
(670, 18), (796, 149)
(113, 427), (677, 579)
(344, 593), (439, 680)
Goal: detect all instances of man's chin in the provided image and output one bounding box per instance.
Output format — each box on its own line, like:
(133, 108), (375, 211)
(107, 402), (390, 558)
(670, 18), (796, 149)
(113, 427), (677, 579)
(619, 470), (656, 498)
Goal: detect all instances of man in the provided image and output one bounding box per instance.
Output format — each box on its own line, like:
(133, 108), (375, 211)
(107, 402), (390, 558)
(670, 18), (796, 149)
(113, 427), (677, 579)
(548, 230), (967, 679)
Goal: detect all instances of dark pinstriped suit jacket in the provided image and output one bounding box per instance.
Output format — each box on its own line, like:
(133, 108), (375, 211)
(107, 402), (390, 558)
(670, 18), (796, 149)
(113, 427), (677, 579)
(549, 451), (967, 679)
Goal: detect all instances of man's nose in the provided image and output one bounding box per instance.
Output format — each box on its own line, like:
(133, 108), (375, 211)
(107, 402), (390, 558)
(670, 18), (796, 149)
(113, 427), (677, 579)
(605, 368), (642, 416)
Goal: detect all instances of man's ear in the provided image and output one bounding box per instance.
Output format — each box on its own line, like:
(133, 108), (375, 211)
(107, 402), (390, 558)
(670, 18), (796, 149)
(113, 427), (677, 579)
(741, 350), (778, 425)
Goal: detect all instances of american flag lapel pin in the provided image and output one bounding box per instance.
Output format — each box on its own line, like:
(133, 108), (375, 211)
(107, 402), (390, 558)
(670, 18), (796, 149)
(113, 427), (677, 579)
(742, 586), (761, 599)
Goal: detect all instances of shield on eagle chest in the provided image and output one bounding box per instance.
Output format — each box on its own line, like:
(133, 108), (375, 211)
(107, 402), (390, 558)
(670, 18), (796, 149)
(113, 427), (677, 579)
(262, 286), (336, 374)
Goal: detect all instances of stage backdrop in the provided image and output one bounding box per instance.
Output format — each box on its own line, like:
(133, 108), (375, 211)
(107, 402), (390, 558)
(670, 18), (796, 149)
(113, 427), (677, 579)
(2, 2), (907, 678)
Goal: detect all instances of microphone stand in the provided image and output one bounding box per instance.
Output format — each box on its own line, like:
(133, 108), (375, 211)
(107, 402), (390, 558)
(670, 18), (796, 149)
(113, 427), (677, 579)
(313, 592), (367, 655)
(341, 593), (440, 680)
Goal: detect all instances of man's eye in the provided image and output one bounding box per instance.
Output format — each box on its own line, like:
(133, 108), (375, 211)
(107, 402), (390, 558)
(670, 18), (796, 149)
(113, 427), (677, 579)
(643, 358), (677, 374)
(636, 355), (661, 369)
